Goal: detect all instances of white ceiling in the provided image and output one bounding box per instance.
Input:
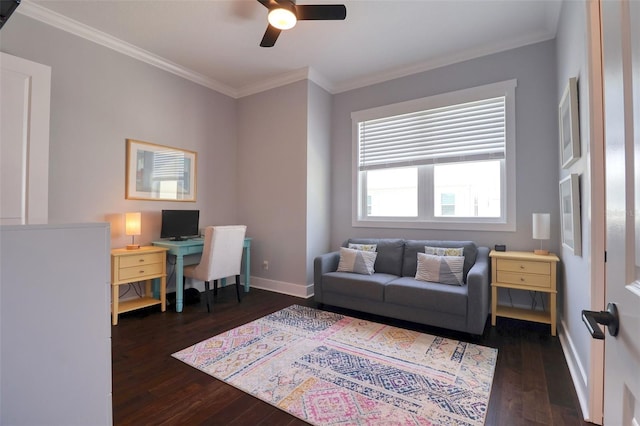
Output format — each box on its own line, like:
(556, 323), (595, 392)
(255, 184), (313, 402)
(18, 0), (562, 98)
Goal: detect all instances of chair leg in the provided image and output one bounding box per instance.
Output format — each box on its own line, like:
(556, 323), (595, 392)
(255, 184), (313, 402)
(235, 274), (242, 302)
(213, 280), (218, 301)
(204, 281), (211, 313)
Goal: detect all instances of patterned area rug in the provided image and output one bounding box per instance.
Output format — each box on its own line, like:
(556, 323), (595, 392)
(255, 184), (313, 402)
(172, 305), (497, 425)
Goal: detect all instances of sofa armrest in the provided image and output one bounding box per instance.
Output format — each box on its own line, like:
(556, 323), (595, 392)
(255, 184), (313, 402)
(313, 251), (340, 303)
(466, 246), (490, 335)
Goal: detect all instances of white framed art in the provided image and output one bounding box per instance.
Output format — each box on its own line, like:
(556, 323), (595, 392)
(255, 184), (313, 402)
(559, 173), (581, 256)
(559, 77), (580, 169)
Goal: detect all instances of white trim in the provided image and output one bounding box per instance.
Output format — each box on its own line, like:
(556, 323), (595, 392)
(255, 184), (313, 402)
(0, 52), (51, 225)
(351, 79), (517, 231)
(16, 0), (238, 98)
(558, 319), (592, 422)
(332, 32), (554, 94)
(16, 1), (335, 99)
(235, 66), (334, 98)
(585, 1), (606, 423)
(14, 1), (555, 99)
(250, 276), (313, 299)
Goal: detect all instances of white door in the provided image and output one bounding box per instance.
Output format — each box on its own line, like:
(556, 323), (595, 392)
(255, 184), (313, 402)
(0, 52), (51, 224)
(600, 0), (640, 424)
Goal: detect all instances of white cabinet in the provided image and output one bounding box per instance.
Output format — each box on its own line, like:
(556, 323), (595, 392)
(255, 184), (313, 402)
(0, 223), (112, 425)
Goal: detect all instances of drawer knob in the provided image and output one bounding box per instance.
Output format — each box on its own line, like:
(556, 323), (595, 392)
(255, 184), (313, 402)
(520, 278), (525, 282)
(139, 270), (145, 273)
(139, 259), (145, 263)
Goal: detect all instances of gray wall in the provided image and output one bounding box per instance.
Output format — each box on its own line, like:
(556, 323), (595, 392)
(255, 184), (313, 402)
(306, 82), (332, 286)
(555, 0), (597, 419)
(1, 14), (238, 254)
(2, 14), (571, 309)
(330, 40), (560, 252)
(237, 81), (309, 293)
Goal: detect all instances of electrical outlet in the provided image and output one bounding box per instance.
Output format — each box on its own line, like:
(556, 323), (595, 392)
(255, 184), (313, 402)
(262, 260), (269, 270)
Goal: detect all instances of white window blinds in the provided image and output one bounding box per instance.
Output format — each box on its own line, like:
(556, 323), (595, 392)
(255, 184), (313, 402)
(357, 96), (506, 171)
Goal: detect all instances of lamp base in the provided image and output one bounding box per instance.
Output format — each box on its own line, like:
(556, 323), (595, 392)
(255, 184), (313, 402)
(126, 244), (140, 250)
(534, 249), (549, 255)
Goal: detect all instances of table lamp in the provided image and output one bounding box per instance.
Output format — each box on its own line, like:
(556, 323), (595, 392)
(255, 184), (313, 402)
(125, 212), (141, 250)
(532, 213), (550, 255)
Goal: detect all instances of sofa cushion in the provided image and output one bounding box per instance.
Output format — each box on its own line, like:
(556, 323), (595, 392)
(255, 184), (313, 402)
(347, 238), (405, 276)
(385, 277), (468, 316)
(322, 271), (397, 302)
(402, 240), (478, 282)
(336, 247), (377, 275)
(415, 253), (465, 285)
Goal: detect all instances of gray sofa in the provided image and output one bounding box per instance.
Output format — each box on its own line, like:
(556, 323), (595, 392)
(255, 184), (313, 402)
(313, 238), (490, 335)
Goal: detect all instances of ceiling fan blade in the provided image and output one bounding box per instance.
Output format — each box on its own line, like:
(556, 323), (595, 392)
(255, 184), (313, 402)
(257, 0), (274, 8)
(260, 24), (282, 47)
(296, 4), (346, 21)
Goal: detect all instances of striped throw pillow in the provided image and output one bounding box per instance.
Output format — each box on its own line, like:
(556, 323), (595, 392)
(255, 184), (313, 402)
(415, 252), (464, 285)
(337, 247), (377, 275)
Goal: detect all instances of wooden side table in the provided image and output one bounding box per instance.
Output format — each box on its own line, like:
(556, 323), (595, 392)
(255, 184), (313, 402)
(110, 246), (168, 325)
(490, 250), (560, 335)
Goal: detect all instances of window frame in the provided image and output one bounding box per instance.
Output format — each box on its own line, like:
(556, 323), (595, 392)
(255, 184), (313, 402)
(351, 79), (517, 231)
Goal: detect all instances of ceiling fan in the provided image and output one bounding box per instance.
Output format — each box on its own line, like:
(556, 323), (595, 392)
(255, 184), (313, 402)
(257, 0), (347, 47)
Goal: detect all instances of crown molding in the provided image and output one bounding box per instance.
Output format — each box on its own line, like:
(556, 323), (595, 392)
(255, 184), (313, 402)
(16, 0), (239, 98)
(235, 67), (309, 98)
(15, 0), (557, 99)
(332, 31), (556, 94)
(235, 66), (334, 98)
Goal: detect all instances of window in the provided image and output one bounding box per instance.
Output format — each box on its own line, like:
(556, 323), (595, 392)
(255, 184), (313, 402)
(352, 80), (516, 231)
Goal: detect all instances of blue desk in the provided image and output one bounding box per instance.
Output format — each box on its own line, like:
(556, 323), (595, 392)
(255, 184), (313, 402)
(152, 237), (251, 312)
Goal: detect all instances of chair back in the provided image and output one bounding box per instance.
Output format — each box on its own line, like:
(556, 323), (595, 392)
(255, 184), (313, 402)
(193, 225), (247, 281)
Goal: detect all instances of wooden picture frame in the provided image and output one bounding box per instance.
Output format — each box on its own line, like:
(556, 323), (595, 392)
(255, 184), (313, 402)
(559, 174), (581, 256)
(125, 139), (197, 202)
(559, 77), (580, 169)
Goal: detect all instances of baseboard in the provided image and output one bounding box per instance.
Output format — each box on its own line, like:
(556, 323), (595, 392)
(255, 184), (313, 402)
(558, 318), (590, 421)
(249, 276), (314, 299)
(120, 277), (314, 301)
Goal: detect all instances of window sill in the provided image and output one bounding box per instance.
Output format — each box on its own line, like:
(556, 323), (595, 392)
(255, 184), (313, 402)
(352, 218), (516, 232)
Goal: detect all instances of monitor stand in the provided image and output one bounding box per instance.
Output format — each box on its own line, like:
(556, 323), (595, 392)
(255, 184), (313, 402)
(170, 236), (186, 241)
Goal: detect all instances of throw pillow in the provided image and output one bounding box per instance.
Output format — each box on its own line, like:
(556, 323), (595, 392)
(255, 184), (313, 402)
(425, 246), (464, 257)
(337, 247), (377, 275)
(415, 252), (464, 285)
(348, 243), (377, 252)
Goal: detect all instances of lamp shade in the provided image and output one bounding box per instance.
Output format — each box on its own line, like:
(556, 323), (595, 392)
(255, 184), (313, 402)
(532, 213), (550, 240)
(268, 5), (297, 30)
(125, 212), (141, 236)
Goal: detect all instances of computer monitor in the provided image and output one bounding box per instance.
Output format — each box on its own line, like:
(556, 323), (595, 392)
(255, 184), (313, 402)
(160, 209), (199, 241)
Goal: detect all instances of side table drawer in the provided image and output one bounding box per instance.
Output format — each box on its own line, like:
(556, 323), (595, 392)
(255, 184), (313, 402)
(497, 271), (551, 289)
(118, 262), (164, 281)
(497, 259), (550, 275)
(119, 252), (164, 268)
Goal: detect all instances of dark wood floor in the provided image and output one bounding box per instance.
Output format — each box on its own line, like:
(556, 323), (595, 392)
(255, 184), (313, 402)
(112, 286), (595, 425)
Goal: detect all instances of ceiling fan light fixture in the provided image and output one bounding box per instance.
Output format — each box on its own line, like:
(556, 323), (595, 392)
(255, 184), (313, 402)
(268, 5), (297, 30)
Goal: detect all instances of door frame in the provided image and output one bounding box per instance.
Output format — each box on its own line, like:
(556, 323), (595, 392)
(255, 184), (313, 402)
(585, 1), (606, 423)
(0, 52), (51, 224)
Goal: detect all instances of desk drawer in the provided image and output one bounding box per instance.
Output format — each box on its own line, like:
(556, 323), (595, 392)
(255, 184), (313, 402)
(119, 252), (164, 268)
(118, 263), (164, 281)
(497, 271), (551, 289)
(497, 259), (550, 275)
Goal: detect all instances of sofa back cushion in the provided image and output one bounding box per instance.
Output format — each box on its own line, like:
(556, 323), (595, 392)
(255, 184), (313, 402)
(346, 238), (405, 276)
(402, 240), (478, 283)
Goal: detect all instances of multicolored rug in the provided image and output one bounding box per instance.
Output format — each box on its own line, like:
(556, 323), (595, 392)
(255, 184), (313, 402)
(172, 305), (497, 425)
